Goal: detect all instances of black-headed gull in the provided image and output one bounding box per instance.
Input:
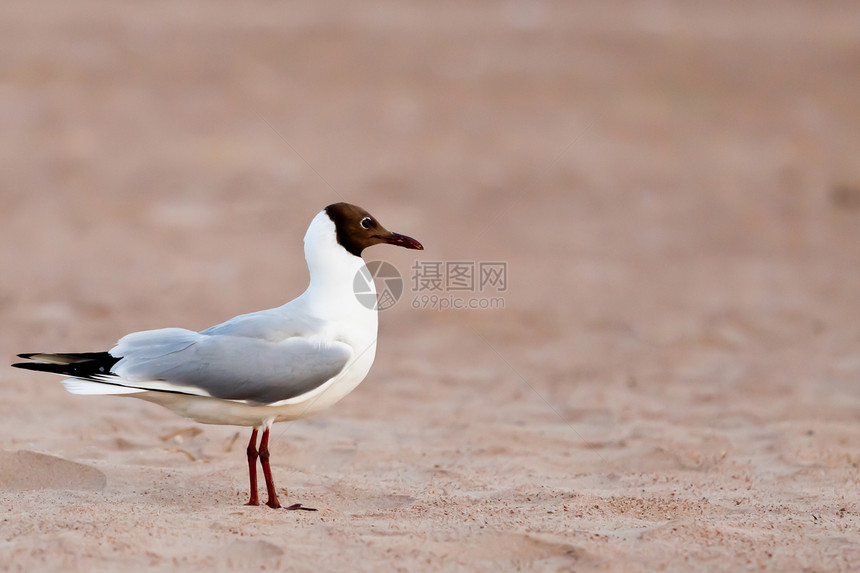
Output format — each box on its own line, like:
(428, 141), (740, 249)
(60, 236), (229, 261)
(13, 203), (423, 509)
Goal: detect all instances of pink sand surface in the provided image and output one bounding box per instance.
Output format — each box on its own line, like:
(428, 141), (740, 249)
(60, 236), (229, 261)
(1, 1), (859, 571)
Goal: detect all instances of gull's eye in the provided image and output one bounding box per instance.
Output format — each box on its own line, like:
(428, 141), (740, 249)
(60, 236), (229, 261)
(360, 217), (372, 229)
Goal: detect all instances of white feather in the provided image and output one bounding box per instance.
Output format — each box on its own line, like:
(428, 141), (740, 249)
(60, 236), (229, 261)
(62, 378), (144, 395)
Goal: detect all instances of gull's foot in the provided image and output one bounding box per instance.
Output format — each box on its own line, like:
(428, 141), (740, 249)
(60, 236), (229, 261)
(266, 499), (282, 509)
(285, 503), (318, 512)
(245, 500), (260, 506)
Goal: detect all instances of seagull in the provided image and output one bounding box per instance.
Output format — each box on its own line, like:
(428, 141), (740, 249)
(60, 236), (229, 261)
(12, 202), (423, 510)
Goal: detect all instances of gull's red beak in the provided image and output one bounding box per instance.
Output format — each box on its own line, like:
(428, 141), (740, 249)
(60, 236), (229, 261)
(378, 232), (424, 250)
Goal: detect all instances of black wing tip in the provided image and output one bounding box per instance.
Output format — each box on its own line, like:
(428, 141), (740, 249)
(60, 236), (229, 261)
(11, 352), (121, 378)
(11, 362), (54, 372)
(13, 354), (43, 370)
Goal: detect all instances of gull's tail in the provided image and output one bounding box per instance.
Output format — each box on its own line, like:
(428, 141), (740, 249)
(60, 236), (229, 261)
(12, 352), (120, 378)
(11, 352), (141, 395)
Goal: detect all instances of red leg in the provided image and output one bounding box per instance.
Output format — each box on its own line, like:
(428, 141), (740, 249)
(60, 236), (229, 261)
(259, 427), (281, 509)
(245, 428), (260, 506)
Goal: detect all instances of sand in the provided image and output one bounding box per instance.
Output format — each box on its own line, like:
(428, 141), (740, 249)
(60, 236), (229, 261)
(1, 1), (859, 571)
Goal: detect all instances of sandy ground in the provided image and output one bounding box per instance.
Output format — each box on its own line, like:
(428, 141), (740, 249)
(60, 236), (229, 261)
(2, 1), (860, 571)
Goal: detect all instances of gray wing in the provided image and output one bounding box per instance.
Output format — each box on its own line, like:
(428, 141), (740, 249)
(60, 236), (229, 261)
(108, 328), (352, 405)
(200, 306), (324, 342)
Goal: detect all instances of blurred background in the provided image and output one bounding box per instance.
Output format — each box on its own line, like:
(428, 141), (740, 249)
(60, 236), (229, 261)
(1, 1), (859, 570)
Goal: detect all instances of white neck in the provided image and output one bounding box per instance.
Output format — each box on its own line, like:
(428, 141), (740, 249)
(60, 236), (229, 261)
(298, 211), (375, 317)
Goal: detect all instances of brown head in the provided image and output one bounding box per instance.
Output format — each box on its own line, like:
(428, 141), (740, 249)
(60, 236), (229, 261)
(324, 202), (423, 258)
